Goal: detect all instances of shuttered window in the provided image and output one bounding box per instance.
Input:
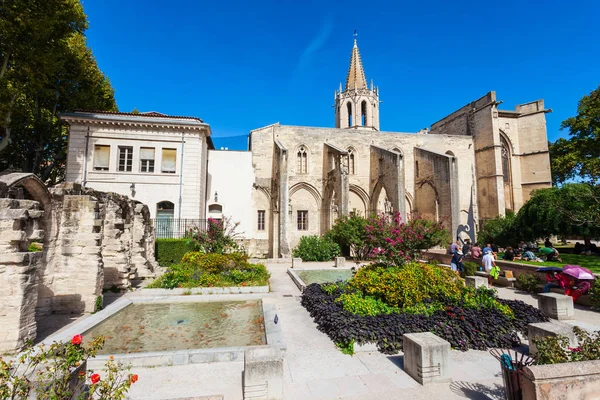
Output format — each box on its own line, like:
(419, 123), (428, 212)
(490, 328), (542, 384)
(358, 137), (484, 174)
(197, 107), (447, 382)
(140, 147), (155, 173)
(161, 149), (176, 173)
(93, 145), (110, 171)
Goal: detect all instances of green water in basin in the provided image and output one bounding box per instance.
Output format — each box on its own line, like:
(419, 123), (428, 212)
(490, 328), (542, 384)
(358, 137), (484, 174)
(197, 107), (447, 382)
(83, 300), (265, 355)
(296, 269), (354, 285)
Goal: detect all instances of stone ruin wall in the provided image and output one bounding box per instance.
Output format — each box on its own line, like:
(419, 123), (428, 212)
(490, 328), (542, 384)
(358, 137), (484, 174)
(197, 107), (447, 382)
(0, 174), (157, 353)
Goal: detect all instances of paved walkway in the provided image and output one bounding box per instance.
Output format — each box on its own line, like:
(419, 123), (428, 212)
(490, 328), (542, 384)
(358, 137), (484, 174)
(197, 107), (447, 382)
(115, 262), (600, 399)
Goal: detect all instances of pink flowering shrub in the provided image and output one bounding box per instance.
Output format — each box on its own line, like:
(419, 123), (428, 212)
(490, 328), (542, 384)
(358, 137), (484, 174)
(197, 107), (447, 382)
(365, 213), (450, 266)
(187, 216), (242, 254)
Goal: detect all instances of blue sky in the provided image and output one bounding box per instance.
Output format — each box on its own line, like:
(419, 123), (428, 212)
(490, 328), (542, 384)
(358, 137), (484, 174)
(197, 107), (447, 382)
(83, 0), (599, 150)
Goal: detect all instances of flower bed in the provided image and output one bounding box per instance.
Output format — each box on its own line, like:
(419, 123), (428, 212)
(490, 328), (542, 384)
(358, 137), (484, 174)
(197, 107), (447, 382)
(301, 263), (549, 354)
(148, 252), (270, 289)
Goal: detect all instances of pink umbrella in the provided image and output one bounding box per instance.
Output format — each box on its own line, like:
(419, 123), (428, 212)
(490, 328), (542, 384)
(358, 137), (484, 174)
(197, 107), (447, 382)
(562, 265), (595, 280)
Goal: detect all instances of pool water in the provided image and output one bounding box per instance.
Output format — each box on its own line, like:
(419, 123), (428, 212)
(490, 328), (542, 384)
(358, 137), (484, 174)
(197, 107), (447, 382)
(296, 269), (354, 285)
(83, 300), (265, 355)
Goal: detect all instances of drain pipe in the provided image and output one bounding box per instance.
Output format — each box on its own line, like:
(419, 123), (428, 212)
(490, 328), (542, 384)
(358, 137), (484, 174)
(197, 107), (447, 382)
(82, 126), (90, 188)
(178, 133), (185, 220)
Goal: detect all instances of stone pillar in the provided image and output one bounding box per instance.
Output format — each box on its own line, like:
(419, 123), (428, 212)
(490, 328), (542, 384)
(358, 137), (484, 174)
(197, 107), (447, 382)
(403, 332), (451, 385)
(243, 346), (283, 400)
(100, 198), (132, 290)
(465, 276), (488, 289)
(131, 203), (157, 279)
(0, 199), (44, 352)
(537, 293), (575, 320)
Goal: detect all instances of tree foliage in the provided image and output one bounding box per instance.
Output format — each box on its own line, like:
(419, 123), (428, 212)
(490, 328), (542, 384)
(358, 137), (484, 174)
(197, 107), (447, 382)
(516, 184), (600, 241)
(477, 212), (517, 247)
(325, 214), (371, 260)
(550, 85), (600, 185)
(0, 0), (116, 183)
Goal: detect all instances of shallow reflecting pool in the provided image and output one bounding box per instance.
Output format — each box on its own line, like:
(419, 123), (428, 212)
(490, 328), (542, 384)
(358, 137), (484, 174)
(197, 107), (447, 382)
(296, 269), (354, 285)
(83, 300), (265, 354)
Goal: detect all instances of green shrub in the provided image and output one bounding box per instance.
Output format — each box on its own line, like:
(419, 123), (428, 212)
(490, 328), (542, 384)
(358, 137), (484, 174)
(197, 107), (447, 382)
(516, 273), (542, 294)
(533, 326), (600, 365)
(477, 212), (517, 248)
(335, 292), (399, 316)
(325, 215), (371, 259)
(292, 235), (341, 261)
(462, 261), (479, 278)
(589, 277), (600, 309)
(148, 252), (270, 289)
(155, 239), (193, 267)
(349, 263), (464, 308)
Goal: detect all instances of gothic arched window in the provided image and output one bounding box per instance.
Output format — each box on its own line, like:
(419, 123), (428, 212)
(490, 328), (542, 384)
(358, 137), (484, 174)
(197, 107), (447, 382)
(297, 146), (307, 174)
(361, 101), (367, 126)
(347, 148), (355, 174)
(347, 102), (352, 127)
(501, 138), (510, 183)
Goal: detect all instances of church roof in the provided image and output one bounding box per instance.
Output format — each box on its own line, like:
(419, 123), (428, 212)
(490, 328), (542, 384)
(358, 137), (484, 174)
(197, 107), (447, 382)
(345, 38), (367, 90)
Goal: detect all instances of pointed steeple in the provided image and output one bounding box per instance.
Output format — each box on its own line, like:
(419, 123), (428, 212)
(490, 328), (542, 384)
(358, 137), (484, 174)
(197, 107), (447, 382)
(345, 33), (367, 90)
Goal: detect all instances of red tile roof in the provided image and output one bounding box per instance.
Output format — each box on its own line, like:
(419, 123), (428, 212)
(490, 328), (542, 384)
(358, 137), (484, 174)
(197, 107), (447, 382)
(72, 110), (204, 123)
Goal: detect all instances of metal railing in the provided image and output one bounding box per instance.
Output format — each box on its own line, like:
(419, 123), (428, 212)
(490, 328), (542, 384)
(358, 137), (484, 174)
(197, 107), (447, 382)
(151, 218), (208, 239)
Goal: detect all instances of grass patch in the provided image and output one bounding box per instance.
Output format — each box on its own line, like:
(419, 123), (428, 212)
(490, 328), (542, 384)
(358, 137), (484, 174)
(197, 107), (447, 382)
(502, 253), (600, 274)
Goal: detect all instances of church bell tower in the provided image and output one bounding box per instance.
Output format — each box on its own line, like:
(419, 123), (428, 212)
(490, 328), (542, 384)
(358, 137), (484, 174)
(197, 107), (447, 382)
(335, 33), (380, 130)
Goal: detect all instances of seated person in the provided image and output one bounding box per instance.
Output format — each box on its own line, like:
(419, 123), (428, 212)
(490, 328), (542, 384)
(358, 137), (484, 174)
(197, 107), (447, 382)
(539, 246), (561, 262)
(482, 243), (493, 255)
(565, 279), (592, 303)
(503, 246), (515, 261)
(462, 239), (472, 256)
(522, 248), (537, 261)
(471, 243), (482, 259)
(491, 243), (499, 253)
(544, 238), (553, 248)
(543, 272), (568, 293)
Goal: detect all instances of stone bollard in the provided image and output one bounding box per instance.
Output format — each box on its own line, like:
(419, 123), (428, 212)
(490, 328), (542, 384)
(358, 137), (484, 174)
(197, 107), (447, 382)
(537, 293), (575, 320)
(403, 332), (451, 385)
(243, 346), (283, 400)
(465, 276), (488, 289)
(334, 257), (345, 268)
(528, 321), (577, 355)
(291, 258), (302, 268)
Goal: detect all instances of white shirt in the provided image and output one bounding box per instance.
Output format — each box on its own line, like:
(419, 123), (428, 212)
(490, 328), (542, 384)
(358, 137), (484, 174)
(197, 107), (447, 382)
(483, 254), (495, 272)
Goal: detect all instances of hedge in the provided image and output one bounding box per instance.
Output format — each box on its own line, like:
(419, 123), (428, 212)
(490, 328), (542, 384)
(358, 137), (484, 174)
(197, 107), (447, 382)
(155, 238), (193, 267)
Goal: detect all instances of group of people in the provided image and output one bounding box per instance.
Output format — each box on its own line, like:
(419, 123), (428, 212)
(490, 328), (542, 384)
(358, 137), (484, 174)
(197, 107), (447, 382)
(449, 238), (562, 264)
(544, 271), (591, 302)
(448, 240), (500, 285)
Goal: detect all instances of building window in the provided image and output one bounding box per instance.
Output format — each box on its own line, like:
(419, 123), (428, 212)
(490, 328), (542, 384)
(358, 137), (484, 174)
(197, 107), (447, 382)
(361, 101), (367, 126)
(118, 146), (133, 172)
(347, 102), (352, 126)
(257, 210), (265, 231)
(348, 148), (355, 174)
(297, 210), (308, 231)
(140, 147), (155, 173)
(297, 146), (307, 174)
(161, 148), (177, 173)
(93, 145), (110, 171)
(501, 143), (510, 183)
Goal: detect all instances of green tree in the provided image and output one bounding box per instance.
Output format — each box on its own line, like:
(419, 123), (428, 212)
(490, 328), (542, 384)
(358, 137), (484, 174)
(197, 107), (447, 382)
(0, 0), (116, 183)
(477, 211), (517, 247)
(515, 184), (600, 244)
(550, 85), (600, 185)
(325, 214), (371, 259)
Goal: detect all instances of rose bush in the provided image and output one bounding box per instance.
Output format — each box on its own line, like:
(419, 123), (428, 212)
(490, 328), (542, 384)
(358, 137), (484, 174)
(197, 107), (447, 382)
(0, 335), (137, 399)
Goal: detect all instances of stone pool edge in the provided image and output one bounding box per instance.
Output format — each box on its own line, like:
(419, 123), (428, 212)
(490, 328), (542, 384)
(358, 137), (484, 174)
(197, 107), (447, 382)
(287, 268), (308, 292)
(43, 296), (285, 368)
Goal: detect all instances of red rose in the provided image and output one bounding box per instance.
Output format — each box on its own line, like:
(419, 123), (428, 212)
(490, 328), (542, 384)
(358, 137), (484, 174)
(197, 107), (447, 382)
(90, 373), (100, 384)
(71, 334), (83, 345)
(130, 374), (139, 384)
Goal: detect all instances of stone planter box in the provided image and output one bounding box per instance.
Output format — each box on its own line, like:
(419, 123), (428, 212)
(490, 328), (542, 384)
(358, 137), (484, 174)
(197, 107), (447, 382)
(521, 360), (600, 400)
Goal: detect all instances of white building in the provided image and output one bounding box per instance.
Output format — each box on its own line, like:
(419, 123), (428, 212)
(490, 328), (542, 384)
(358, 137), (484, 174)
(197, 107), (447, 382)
(61, 111), (214, 229)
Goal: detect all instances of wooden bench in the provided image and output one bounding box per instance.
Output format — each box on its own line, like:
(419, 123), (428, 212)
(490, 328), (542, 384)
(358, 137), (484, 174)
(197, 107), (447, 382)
(475, 271), (517, 288)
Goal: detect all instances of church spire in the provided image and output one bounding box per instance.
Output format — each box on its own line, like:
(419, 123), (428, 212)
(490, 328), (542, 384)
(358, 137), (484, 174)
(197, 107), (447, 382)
(345, 32), (367, 90)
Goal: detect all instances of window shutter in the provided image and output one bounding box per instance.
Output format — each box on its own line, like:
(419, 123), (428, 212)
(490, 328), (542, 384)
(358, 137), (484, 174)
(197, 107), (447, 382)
(162, 149), (177, 172)
(94, 145), (110, 168)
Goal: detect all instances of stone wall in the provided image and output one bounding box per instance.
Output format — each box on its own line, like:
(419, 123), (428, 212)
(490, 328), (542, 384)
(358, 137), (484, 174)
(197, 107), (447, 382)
(0, 199), (43, 353)
(521, 360), (600, 400)
(0, 173), (158, 353)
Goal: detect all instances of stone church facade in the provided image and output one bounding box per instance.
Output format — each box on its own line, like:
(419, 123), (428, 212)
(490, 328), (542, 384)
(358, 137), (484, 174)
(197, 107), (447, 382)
(249, 38), (552, 258)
